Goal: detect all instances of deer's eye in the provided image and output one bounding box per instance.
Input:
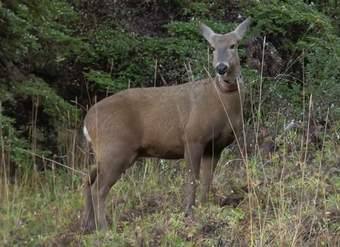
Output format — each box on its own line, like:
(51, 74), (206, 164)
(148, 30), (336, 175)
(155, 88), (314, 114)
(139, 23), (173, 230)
(230, 44), (236, 49)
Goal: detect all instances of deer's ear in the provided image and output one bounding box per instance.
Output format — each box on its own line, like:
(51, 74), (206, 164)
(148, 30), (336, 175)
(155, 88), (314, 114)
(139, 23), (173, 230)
(233, 17), (251, 41)
(200, 23), (216, 46)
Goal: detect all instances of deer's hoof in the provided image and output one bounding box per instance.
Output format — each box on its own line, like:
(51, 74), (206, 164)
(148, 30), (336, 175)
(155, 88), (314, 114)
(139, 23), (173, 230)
(97, 220), (109, 231)
(81, 220), (96, 234)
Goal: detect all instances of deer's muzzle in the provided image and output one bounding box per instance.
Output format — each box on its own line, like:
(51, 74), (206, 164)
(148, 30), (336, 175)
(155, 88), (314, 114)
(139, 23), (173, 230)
(216, 63), (229, 75)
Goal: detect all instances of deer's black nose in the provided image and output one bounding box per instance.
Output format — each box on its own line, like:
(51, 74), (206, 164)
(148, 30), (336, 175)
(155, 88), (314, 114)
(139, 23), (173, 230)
(216, 64), (228, 75)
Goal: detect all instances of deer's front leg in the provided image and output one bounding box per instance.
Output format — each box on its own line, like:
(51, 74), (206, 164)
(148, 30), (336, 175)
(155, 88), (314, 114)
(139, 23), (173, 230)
(200, 152), (221, 203)
(184, 142), (204, 216)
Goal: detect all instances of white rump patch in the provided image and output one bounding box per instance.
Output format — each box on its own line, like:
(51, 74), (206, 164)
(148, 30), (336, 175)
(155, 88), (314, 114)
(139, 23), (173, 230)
(83, 125), (92, 143)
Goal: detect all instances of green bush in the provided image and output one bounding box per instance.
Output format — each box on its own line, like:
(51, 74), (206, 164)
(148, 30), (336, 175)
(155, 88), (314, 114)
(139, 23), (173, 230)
(0, 113), (31, 169)
(17, 78), (80, 125)
(0, 1), (85, 67)
(84, 22), (210, 90)
(84, 69), (128, 92)
(246, 0), (340, 119)
(246, 0), (334, 46)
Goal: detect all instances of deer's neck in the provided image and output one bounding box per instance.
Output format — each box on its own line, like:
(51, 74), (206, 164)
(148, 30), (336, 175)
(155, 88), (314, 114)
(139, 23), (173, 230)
(214, 72), (244, 94)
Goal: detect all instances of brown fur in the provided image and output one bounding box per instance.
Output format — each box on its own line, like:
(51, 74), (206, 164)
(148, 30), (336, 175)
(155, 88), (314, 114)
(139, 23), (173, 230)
(85, 79), (244, 159)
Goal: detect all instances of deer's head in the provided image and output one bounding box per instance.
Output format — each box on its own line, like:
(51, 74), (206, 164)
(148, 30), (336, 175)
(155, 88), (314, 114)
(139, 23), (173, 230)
(200, 18), (251, 89)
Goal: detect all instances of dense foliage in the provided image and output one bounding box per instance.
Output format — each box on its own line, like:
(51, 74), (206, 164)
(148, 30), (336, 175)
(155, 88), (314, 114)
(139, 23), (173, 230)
(247, 0), (340, 117)
(0, 0), (338, 170)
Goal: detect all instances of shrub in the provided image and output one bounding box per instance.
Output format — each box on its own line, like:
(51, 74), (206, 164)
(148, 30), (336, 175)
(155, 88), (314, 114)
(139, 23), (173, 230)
(0, 113), (32, 169)
(246, 0), (340, 119)
(17, 78), (80, 125)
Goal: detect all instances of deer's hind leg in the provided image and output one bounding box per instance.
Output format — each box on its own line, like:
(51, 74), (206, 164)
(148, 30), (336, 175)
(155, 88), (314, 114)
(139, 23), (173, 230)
(81, 166), (98, 233)
(90, 146), (138, 231)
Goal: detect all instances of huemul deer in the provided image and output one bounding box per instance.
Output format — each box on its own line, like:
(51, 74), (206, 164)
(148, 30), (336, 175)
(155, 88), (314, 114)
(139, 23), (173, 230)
(81, 18), (251, 231)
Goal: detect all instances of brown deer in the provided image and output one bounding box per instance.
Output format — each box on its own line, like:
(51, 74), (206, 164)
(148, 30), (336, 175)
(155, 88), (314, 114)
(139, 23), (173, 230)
(81, 18), (251, 232)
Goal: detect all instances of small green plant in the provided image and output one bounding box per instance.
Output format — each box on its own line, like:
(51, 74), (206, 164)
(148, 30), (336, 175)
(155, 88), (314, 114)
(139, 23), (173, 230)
(0, 113), (32, 169)
(84, 69), (128, 92)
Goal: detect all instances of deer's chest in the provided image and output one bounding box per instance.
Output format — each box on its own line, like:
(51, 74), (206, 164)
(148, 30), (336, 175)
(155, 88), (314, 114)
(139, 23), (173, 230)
(210, 105), (243, 150)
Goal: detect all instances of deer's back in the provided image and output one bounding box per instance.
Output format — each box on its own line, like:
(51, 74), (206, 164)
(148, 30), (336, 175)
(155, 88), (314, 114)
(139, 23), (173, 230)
(84, 83), (193, 158)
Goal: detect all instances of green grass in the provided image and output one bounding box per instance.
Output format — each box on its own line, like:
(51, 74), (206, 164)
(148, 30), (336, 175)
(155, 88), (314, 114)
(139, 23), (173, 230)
(1, 118), (339, 246)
